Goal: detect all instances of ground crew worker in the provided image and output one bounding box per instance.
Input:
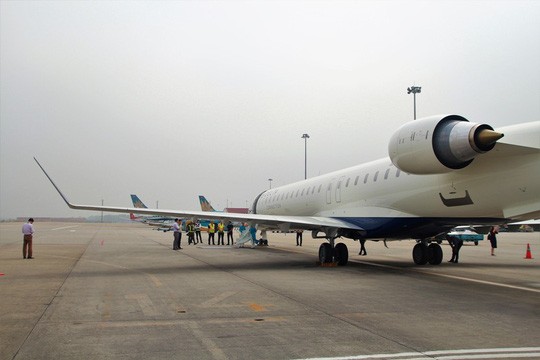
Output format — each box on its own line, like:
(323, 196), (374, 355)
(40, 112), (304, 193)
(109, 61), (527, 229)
(217, 221), (225, 245)
(226, 221), (234, 245)
(186, 221), (195, 245)
(208, 222), (216, 245)
(195, 221), (202, 244)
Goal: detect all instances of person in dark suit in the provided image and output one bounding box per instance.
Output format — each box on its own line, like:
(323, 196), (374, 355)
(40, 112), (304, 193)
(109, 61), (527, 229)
(358, 239), (367, 256)
(447, 235), (463, 263)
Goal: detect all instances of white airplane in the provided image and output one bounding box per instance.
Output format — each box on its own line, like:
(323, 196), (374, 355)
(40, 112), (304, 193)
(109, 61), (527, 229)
(35, 115), (540, 266)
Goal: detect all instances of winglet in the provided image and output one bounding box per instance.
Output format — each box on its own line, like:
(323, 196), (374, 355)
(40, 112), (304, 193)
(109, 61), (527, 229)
(34, 157), (74, 208)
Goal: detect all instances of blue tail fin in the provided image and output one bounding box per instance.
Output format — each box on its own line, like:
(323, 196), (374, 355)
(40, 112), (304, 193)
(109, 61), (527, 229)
(130, 194), (148, 209)
(198, 195), (216, 212)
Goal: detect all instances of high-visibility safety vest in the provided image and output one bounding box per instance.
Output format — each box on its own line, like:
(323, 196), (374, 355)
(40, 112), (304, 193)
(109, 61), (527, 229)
(218, 223), (225, 232)
(208, 223), (215, 233)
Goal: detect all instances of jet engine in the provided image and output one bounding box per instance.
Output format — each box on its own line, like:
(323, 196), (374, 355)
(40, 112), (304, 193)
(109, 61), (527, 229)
(388, 115), (503, 174)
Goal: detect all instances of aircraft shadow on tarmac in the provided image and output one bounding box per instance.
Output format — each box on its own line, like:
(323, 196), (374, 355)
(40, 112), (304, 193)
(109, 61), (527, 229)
(15, 244), (536, 280)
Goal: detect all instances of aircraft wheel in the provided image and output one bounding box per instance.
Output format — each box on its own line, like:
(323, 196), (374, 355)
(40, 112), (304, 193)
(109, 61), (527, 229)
(412, 243), (428, 265)
(334, 243), (349, 266)
(428, 243), (443, 265)
(319, 243), (333, 263)
(474, 241), (478, 246)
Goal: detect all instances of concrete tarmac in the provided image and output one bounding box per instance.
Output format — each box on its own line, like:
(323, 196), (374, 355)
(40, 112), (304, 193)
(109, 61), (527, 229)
(1, 222), (539, 360)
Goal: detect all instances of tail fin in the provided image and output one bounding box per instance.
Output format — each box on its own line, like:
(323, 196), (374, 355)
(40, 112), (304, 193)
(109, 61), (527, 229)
(130, 194), (148, 209)
(198, 195), (216, 212)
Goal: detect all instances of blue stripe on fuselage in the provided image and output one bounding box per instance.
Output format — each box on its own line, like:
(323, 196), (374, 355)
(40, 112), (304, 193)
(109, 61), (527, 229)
(335, 217), (505, 239)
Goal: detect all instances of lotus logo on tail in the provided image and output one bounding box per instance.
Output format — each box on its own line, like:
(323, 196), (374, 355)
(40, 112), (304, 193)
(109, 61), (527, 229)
(199, 195), (216, 212)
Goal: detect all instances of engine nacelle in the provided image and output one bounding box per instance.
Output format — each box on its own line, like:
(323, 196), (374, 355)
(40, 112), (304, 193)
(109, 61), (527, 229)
(388, 115), (503, 174)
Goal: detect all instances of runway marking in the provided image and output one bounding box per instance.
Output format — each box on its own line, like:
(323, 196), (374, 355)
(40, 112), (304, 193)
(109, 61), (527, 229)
(125, 293), (159, 317)
(201, 291), (238, 308)
(51, 225), (79, 231)
(295, 347), (540, 360)
(249, 303), (266, 312)
(350, 259), (540, 294)
(185, 320), (228, 360)
(148, 274), (162, 287)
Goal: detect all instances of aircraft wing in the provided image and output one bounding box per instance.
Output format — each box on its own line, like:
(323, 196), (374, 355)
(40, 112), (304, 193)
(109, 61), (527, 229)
(35, 158), (364, 233)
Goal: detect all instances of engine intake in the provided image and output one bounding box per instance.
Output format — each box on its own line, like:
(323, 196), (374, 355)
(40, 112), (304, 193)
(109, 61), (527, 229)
(388, 115), (503, 174)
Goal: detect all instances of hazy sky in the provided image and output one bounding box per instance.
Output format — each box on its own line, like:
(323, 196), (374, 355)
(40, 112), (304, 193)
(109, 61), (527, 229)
(1, 0), (539, 220)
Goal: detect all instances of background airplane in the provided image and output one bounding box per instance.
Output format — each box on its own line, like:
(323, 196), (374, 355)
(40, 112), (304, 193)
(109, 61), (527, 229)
(199, 196), (217, 212)
(35, 115), (540, 266)
(129, 194), (176, 232)
(199, 195), (249, 214)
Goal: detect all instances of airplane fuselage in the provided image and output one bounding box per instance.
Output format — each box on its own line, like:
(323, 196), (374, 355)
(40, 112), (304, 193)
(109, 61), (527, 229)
(254, 123), (540, 240)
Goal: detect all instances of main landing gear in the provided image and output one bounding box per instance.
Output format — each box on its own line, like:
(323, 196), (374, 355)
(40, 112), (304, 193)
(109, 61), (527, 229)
(318, 238), (349, 266)
(412, 242), (443, 265)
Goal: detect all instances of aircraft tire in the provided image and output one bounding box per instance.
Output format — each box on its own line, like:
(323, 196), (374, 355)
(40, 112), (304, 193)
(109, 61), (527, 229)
(412, 243), (428, 265)
(428, 243), (443, 265)
(334, 243), (349, 266)
(319, 243), (333, 263)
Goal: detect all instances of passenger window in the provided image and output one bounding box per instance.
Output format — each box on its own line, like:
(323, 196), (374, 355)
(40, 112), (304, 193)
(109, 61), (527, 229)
(301, 189), (305, 196)
(296, 189), (299, 197)
(364, 174), (369, 184)
(396, 169), (401, 177)
(318, 184), (322, 192)
(374, 171), (379, 182)
(311, 187), (315, 194)
(384, 169), (390, 180)
(346, 178), (350, 187)
(355, 176), (359, 185)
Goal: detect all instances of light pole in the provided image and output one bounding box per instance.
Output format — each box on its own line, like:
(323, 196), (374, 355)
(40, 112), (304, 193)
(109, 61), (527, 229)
(407, 86), (421, 119)
(301, 133), (310, 179)
(268, 178), (273, 189)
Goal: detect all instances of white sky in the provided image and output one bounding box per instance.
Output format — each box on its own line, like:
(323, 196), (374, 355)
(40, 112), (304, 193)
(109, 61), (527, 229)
(1, 0), (539, 220)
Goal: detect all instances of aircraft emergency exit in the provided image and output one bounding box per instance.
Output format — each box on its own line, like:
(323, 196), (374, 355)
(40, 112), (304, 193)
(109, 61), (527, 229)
(35, 115), (540, 266)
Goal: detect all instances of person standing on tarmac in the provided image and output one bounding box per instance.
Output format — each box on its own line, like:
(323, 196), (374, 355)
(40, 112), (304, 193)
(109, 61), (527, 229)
(22, 218), (35, 259)
(195, 221), (202, 244)
(186, 221), (195, 245)
(296, 229), (303, 246)
(249, 225), (259, 248)
(217, 221), (225, 245)
(488, 226), (498, 256)
(358, 239), (367, 256)
(172, 219), (182, 250)
(207, 222), (216, 245)
(226, 221), (234, 245)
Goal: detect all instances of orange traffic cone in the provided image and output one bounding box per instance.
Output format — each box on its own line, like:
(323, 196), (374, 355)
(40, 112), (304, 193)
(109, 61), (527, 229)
(524, 243), (533, 259)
